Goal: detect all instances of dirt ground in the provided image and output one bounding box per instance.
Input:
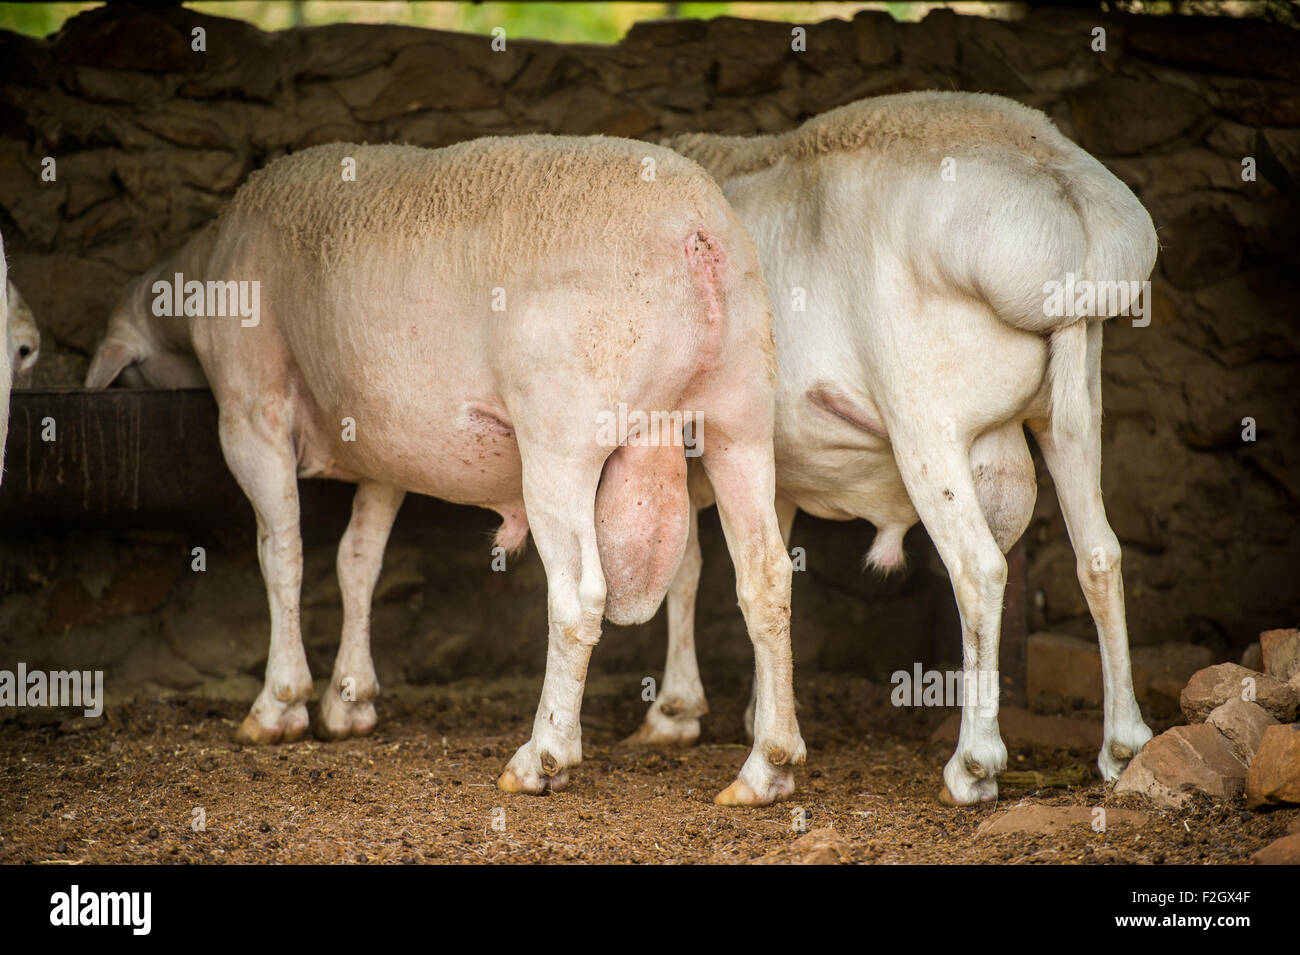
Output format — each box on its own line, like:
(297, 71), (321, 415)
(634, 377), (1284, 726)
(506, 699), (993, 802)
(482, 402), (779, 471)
(1, 673), (1293, 864)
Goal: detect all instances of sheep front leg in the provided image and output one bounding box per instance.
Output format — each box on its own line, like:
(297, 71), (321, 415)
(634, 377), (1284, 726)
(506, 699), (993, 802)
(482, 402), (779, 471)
(220, 406), (314, 745)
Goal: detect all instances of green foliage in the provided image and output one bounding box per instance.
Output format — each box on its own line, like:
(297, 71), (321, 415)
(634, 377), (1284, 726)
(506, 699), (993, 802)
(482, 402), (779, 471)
(0, 2), (101, 39)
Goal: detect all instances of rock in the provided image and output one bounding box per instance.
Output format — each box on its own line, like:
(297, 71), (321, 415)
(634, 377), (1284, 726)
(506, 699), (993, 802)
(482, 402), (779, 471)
(1246, 724), (1300, 810)
(1113, 724), (1248, 808)
(1251, 833), (1300, 865)
(976, 804), (1149, 837)
(1027, 632), (1212, 709)
(1028, 632), (1102, 704)
(757, 828), (851, 865)
(1259, 629), (1300, 684)
(7, 253), (128, 351)
(715, 56), (783, 97)
(1066, 77), (1207, 155)
(1205, 699), (1277, 765)
(1147, 677), (1188, 710)
(70, 67), (175, 106)
(851, 11), (897, 67)
(1181, 663), (1299, 723)
(929, 705), (1102, 751)
(54, 7), (200, 73)
(897, 8), (957, 68)
(622, 18), (707, 48)
(357, 43), (501, 121)
(1159, 206), (1244, 290)
(1241, 642), (1263, 672)
(1133, 642), (1215, 704)
(1126, 18), (1300, 84)
(526, 87), (654, 138)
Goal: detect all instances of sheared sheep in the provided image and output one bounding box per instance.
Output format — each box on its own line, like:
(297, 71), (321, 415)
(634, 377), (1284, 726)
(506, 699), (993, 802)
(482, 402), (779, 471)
(630, 91), (1157, 805)
(85, 135), (803, 806)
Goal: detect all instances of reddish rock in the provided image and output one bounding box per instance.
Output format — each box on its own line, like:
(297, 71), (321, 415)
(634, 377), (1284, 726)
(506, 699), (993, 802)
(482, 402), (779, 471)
(1180, 663), (1299, 724)
(1259, 629), (1300, 684)
(1251, 833), (1300, 865)
(1114, 724), (1248, 808)
(1028, 633), (1103, 704)
(1134, 643), (1216, 702)
(1246, 724), (1300, 810)
(757, 828), (851, 865)
(1206, 699), (1277, 765)
(1027, 633), (1210, 709)
(976, 804), (1148, 837)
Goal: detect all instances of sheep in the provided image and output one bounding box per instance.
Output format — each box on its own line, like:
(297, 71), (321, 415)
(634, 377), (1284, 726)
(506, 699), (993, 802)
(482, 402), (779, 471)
(627, 91), (1157, 805)
(6, 281), (42, 388)
(0, 232), (8, 483)
(85, 135), (804, 806)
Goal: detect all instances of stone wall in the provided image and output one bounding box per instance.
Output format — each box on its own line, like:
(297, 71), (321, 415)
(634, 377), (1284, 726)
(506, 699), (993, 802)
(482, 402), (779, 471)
(0, 5), (1297, 694)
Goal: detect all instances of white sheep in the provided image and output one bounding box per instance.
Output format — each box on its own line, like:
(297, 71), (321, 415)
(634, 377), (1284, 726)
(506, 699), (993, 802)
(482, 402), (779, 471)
(85, 135), (804, 806)
(629, 91), (1157, 805)
(0, 232), (8, 483)
(6, 281), (41, 388)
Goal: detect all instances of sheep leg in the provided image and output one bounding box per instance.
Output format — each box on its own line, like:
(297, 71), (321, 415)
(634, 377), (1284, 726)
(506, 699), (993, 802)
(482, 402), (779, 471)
(890, 416), (1009, 806)
(706, 443), (804, 807)
(318, 481), (406, 741)
(742, 495), (797, 741)
(221, 406), (313, 745)
(624, 503), (708, 746)
(498, 446), (606, 795)
(1028, 326), (1151, 780)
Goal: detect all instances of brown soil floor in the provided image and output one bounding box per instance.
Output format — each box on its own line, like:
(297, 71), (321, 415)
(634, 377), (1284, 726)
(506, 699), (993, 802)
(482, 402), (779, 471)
(1, 673), (1294, 864)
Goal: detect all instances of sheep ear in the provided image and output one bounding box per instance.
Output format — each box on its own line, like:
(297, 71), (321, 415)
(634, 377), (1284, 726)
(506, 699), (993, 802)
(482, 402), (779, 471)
(85, 338), (138, 389)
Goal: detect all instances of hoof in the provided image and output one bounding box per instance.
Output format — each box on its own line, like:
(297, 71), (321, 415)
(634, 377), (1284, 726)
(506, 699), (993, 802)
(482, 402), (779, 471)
(315, 701), (378, 741)
(715, 779), (760, 807)
(236, 711), (307, 745)
(497, 768), (533, 795)
(938, 778), (998, 806)
(716, 746), (797, 807)
(496, 768), (568, 795)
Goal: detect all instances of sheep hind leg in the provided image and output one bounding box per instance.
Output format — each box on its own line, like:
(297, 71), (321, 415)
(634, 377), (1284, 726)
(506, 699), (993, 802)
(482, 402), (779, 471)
(889, 416), (1010, 806)
(741, 495), (797, 742)
(624, 503), (708, 746)
(497, 446), (606, 795)
(1029, 327), (1151, 780)
(705, 446), (804, 808)
(318, 481), (406, 741)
